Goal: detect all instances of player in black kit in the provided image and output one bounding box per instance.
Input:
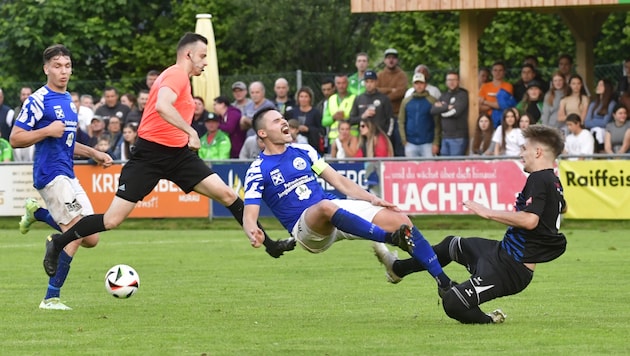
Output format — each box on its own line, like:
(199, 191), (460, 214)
(373, 124), (567, 324)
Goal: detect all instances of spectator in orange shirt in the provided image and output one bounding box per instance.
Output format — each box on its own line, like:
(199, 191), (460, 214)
(479, 61), (514, 127)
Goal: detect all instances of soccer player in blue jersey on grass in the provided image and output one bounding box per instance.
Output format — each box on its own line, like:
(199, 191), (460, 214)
(242, 107), (454, 294)
(10, 44), (114, 310)
(373, 124), (567, 324)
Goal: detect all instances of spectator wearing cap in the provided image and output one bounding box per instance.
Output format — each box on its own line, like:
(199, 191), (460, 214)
(213, 95), (245, 159)
(231, 81), (252, 115)
(399, 72), (440, 157)
(431, 71), (469, 156)
(516, 79), (545, 123)
(376, 48), (408, 118)
(350, 70), (400, 154)
(87, 115), (107, 147)
(405, 64), (441, 100)
(192, 96), (209, 137)
(513, 64), (537, 103)
(198, 112), (231, 160)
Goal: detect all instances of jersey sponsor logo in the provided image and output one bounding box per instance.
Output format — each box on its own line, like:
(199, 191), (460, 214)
(270, 169), (285, 186)
(293, 157), (307, 170)
(53, 105), (65, 120)
(295, 184), (312, 201)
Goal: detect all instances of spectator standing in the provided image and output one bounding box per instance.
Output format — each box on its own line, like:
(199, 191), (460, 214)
(273, 78), (296, 115)
(479, 61), (514, 127)
(557, 54), (574, 83)
(145, 69), (160, 90)
(604, 104), (630, 154)
(315, 77), (335, 118)
(94, 87), (130, 124)
(126, 89), (148, 124)
(213, 95), (245, 159)
(322, 74), (356, 148)
(12, 87), (35, 161)
(431, 71), (469, 156)
(120, 93), (137, 111)
(80, 94), (95, 112)
(87, 116), (107, 148)
(376, 48), (408, 117)
(348, 52), (368, 96)
(106, 116), (123, 155)
(191, 96), (209, 137)
(399, 73), (440, 157)
(0, 88), (15, 141)
(116, 122), (138, 162)
(558, 74), (589, 128)
(231, 81), (252, 115)
(470, 114), (494, 155)
(584, 79), (616, 151)
(478, 68), (491, 89)
(492, 108), (523, 156)
(616, 57), (630, 100)
(564, 114), (594, 159)
(242, 81), (275, 134)
(513, 64), (537, 103)
(404, 64), (441, 100)
(517, 80), (545, 123)
(540, 71), (567, 130)
(286, 86), (325, 154)
(198, 113), (231, 160)
(349, 70), (397, 151)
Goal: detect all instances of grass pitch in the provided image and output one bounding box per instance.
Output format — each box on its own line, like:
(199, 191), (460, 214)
(0, 226), (628, 355)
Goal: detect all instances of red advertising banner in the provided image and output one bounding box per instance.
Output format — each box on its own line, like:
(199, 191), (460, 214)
(74, 164), (209, 218)
(381, 160), (528, 214)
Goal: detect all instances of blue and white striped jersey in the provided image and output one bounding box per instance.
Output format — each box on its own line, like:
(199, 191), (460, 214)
(13, 86), (78, 189)
(244, 143), (337, 232)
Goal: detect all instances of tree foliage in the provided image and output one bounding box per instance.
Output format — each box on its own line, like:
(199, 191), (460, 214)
(0, 2), (629, 104)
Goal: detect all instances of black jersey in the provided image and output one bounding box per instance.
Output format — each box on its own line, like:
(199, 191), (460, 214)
(501, 169), (567, 263)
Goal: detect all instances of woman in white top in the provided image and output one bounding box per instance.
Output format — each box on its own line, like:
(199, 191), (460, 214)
(492, 107), (523, 156)
(330, 120), (359, 158)
(564, 113), (594, 160)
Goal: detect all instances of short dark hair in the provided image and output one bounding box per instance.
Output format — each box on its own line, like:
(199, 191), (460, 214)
(321, 77), (334, 86)
(146, 69), (160, 77)
(214, 95), (231, 106)
(565, 113), (582, 125)
(522, 125), (565, 158)
(446, 70), (459, 77)
(43, 44), (71, 64)
(103, 86), (118, 94)
(252, 106), (277, 133)
(558, 54), (573, 64)
(176, 32), (207, 52)
(522, 63), (535, 72)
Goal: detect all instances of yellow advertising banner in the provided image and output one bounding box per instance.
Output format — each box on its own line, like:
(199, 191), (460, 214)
(559, 160), (630, 219)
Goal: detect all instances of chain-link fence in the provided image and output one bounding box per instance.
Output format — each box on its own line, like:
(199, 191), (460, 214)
(3, 63), (624, 109)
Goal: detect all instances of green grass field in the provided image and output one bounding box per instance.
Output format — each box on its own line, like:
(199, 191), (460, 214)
(1, 222), (629, 355)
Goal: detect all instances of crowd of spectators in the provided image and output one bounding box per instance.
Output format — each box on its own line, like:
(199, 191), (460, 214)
(3, 54), (630, 164)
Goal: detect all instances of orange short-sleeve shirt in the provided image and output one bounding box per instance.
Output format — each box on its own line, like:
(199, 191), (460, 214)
(479, 81), (514, 115)
(138, 65), (194, 147)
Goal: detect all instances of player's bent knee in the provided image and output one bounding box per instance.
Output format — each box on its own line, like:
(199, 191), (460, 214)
(80, 234), (99, 248)
(441, 289), (469, 321)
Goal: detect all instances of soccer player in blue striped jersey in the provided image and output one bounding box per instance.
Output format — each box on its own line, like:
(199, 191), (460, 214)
(10, 44), (113, 310)
(373, 125), (567, 324)
(242, 107), (453, 292)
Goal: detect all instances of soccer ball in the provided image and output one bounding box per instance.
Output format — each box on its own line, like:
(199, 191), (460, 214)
(105, 264), (140, 298)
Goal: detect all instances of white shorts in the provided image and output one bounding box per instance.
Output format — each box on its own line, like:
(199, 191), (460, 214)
(291, 199), (384, 254)
(38, 176), (94, 225)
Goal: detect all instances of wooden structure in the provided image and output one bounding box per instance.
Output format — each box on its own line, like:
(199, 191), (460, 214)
(350, 0), (630, 139)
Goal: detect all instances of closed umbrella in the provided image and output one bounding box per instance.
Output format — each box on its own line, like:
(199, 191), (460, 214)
(192, 13), (220, 112)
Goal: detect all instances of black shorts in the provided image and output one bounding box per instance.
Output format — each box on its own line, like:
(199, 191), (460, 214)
(452, 237), (534, 306)
(116, 138), (214, 202)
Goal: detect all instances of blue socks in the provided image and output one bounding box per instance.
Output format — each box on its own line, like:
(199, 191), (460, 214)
(409, 226), (451, 287)
(34, 208), (61, 232)
(45, 250), (72, 299)
(330, 209), (388, 243)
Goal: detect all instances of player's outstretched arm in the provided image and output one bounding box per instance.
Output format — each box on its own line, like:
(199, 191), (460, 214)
(74, 142), (113, 167)
(463, 200), (539, 230)
(243, 205), (265, 248)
